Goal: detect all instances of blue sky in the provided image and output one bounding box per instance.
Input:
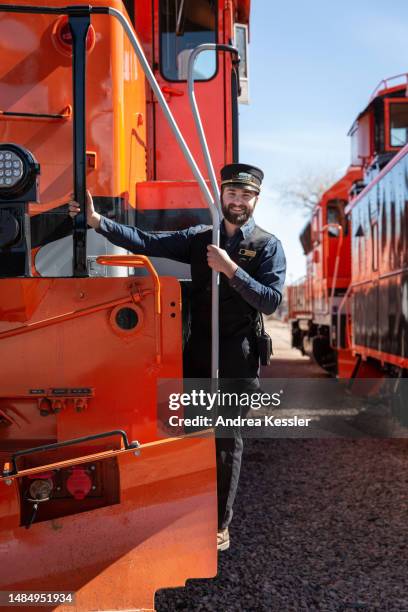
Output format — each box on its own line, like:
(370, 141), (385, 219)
(239, 0), (408, 281)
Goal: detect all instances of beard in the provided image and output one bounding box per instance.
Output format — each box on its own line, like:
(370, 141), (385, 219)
(222, 203), (252, 226)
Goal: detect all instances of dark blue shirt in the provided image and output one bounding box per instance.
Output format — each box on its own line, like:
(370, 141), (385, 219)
(96, 216), (286, 315)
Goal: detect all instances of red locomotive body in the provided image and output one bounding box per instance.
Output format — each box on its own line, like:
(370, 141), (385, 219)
(345, 76), (408, 378)
(290, 166), (363, 373)
(290, 75), (408, 379)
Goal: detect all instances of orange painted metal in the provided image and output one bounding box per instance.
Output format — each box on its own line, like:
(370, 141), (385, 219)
(0, 434), (217, 612)
(0, 0), (223, 606)
(0, 275), (181, 450)
(0, 0), (147, 219)
(0, 273), (217, 608)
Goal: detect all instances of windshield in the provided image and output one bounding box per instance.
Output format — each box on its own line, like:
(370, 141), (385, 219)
(160, 0), (217, 81)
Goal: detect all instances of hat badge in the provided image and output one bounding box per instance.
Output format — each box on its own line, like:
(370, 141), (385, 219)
(236, 172), (253, 181)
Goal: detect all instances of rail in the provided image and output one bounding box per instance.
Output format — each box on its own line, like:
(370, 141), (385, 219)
(336, 283), (353, 350)
(319, 223), (343, 321)
(2, 429), (139, 479)
(369, 72), (408, 101)
(97, 255), (162, 364)
(187, 43), (239, 379)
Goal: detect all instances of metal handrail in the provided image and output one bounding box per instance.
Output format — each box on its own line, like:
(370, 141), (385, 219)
(319, 223), (343, 318)
(187, 43), (239, 379)
(104, 8), (221, 379)
(97, 255), (162, 364)
(369, 72), (408, 101)
(336, 283), (353, 350)
(2, 429), (139, 478)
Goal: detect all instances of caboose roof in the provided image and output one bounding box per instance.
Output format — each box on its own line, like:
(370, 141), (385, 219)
(348, 74), (408, 136)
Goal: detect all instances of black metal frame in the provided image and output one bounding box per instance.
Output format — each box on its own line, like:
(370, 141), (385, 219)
(69, 11), (90, 276)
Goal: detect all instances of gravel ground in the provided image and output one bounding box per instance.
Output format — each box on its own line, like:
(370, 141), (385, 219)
(156, 322), (408, 611)
(156, 438), (408, 612)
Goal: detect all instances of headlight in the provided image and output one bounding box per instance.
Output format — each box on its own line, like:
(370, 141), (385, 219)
(0, 144), (39, 200)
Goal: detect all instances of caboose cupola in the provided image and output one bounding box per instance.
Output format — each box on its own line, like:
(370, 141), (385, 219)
(348, 73), (408, 173)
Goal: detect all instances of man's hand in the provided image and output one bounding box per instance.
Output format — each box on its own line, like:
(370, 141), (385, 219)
(207, 245), (238, 279)
(68, 190), (101, 230)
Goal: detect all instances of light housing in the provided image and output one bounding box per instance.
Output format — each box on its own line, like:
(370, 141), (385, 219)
(0, 143), (39, 200)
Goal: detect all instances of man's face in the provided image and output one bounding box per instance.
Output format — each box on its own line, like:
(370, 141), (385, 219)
(221, 186), (258, 225)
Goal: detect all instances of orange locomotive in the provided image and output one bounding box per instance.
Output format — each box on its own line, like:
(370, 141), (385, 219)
(0, 1), (250, 610)
(289, 74), (408, 380)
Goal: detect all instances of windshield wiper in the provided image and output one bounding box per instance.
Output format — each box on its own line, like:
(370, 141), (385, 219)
(176, 0), (185, 36)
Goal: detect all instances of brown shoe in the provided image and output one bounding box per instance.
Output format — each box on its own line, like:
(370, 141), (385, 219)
(217, 528), (230, 551)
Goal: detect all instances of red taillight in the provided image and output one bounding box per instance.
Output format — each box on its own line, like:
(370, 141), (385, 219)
(66, 466), (92, 500)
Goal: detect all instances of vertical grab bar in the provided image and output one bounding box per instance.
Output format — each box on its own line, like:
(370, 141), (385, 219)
(187, 44), (240, 379)
(69, 12), (90, 277)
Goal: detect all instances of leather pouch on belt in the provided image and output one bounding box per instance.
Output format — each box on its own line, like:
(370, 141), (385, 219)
(258, 331), (273, 365)
(257, 315), (273, 365)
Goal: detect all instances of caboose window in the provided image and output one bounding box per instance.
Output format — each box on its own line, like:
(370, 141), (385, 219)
(160, 0), (217, 81)
(389, 102), (408, 147)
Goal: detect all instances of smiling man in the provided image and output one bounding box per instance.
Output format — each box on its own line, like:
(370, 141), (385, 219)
(69, 163), (286, 551)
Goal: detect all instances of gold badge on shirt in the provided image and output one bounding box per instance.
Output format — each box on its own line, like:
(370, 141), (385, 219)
(239, 248), (257, 258)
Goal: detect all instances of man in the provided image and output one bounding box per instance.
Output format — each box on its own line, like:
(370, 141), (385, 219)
(69, 163), (286, 551)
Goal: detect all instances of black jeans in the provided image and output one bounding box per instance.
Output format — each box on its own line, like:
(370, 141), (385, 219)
(184, 331), (260, 530)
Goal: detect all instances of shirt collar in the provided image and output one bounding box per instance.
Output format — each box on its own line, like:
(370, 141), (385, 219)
(220, 217), (255, 239)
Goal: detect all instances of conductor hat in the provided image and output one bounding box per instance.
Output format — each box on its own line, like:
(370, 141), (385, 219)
(220, 163), (264, 194)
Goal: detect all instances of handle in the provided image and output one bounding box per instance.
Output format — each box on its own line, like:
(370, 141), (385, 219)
(3, 429), (139, 478)
(186, 44), (239, 380)
(96, 255), (162, 363)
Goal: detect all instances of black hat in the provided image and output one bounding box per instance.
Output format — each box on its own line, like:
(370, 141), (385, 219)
(220, 163), (264, 194)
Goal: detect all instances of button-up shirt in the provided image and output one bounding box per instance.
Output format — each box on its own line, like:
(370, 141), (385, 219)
(96, 216), (286, 315)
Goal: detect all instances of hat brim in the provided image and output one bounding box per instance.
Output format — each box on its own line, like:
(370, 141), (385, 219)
(221, 180), (260, 194)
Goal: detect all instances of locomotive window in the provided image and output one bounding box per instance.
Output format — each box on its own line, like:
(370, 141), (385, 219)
(327, 200), (347, 237)
(160, 0), (217, 81)
(389, 103), (408, 147)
